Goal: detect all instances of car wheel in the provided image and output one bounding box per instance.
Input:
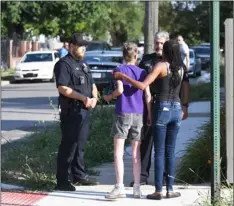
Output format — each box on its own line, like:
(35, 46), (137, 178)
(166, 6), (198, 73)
(192, 71), (197, 78)
(196, 71), (201, 76)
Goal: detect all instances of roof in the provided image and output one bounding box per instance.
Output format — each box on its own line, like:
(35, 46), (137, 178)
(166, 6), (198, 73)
(25, 50), (58, 54)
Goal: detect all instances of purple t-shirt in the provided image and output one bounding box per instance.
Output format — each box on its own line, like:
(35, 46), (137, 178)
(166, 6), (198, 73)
(114, 64), (147, 114)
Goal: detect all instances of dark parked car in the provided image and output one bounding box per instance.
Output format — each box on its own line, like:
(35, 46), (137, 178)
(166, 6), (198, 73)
(88, 61), (120, 93)
(84, 51), (123, 92)
(84, 50), (123, 64)
(191, 46), (211, 70)
(86, 40), (111, 52)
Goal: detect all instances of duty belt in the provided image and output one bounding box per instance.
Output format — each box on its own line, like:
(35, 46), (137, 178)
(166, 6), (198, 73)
(71, 100), (88, 110)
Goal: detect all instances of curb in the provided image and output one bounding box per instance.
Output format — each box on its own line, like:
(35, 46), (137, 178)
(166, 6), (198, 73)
(1, 80), (10, 86)
(1, 183), (25, 191)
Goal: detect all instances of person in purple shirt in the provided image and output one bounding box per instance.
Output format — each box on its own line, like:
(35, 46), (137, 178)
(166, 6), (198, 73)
(103, 42), (152, 200)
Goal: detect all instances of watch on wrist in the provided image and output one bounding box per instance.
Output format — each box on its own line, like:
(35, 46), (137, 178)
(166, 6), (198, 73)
(182, 103), (189, 108)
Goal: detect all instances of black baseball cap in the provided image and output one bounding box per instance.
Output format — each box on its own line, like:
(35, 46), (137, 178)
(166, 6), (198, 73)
(69, 33), (89, 46)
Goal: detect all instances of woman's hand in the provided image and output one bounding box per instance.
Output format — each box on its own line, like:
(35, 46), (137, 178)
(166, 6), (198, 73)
(113, 72), (123, 80)
(103, 94), (112, 102)
(182, 106), (188, 120)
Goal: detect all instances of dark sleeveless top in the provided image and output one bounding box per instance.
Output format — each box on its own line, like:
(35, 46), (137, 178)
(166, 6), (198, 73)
(154, 63), (183, 102)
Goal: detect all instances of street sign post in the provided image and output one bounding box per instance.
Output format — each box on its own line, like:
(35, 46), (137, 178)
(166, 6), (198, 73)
(210, 1), (221, 204)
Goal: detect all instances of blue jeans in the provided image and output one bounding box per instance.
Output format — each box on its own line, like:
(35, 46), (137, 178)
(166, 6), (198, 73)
(152, 101), (182, 192)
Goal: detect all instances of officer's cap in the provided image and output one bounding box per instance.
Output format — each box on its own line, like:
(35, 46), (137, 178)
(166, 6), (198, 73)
(69, 33), (89, 47)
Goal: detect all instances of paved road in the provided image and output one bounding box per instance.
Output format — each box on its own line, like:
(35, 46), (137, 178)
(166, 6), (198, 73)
(1, 81), (59, 143)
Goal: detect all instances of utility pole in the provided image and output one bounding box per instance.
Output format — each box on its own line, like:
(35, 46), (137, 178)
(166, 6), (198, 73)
(144, 1), (159, 54)
(152, 1), (159, 37)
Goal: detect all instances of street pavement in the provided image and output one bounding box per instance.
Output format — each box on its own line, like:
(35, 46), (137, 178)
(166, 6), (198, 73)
(1, 81), (59, 144)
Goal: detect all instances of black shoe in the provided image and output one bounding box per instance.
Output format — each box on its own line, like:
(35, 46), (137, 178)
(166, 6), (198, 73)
(73, 176), (99, 186)
(129, 180), (148, 187)
(55, 183), (76, 191)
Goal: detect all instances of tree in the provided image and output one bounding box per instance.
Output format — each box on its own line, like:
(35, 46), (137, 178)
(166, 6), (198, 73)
(1, 1), (144, 46)
(105, 2), (144, 46)
(158, 1), (233, 47)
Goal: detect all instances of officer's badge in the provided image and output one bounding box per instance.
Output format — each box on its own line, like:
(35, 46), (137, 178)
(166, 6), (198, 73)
(82, 63), (89, 73)
(82, 63), (87, 68)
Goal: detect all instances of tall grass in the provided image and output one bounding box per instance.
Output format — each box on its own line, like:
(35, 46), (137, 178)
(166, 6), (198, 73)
(1, 106), (115, 191)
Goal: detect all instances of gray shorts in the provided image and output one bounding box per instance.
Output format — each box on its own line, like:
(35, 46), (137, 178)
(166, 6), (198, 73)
(112, 113), (143, 141)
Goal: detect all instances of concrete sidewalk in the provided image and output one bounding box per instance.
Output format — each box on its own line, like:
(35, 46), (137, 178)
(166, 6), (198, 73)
(35, 185), (212, 206)
(2, 101), (228, 206)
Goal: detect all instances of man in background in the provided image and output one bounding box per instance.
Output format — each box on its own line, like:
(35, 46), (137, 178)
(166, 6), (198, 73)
(59, 42), (69, 58)
(177, 35), (190, 71)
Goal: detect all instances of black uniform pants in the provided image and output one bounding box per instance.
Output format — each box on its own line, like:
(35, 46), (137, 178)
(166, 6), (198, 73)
(56, 105), (91, 186)
(140, 114), (154, 182)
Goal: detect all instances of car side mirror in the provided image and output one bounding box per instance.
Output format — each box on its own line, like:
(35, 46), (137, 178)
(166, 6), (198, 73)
(55, 58), (60, 61)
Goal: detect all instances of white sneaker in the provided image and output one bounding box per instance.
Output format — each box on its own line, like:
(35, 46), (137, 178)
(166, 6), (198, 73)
(105, 184), (126, 199)
(133, 183), (142, 198)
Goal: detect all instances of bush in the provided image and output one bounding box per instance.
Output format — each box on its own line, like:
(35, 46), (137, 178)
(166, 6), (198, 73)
(189, 83), (212, 102)
(1, 106), (115, 191)
(176, 106), (227, 183)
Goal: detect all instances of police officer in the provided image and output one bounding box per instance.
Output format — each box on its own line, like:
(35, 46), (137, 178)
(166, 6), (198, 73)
(129, 31), (189, 187)
(54, 33), (99, 191)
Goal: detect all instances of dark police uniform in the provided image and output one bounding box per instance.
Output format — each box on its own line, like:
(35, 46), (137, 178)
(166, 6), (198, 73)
(131, 52), (189, 186)
(54, 52), (95, 189)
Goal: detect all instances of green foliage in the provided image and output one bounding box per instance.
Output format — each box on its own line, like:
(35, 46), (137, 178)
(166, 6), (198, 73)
(159, 1), (233, 47)
(1, 1), (144, 45)
(106, 2), (144, 45)
(1, 106), (114, 191)
(189, 83), (212, 102)
(2, 1), (232, 46)
(176, 106), (227, 184)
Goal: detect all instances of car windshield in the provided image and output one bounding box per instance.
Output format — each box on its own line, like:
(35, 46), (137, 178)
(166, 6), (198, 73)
(84, 55), (123, 63)
(86, 43), (104, 51)
(21, 53), (53, 62)
(193, 47), (210, 55)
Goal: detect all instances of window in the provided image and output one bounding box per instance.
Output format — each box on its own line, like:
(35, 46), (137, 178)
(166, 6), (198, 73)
(86, 43), (104, 51)
(193, 47), (210, 55)
(54, 52), (60, 59)
(104, 43), (111, 50)
(21, 53), (53, 62)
